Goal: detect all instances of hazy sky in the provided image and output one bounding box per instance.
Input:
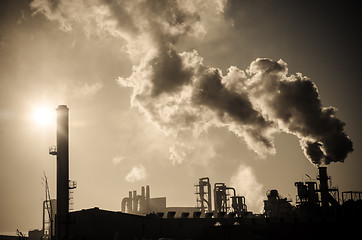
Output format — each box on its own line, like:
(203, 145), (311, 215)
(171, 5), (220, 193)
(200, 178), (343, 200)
(1, 0), (361, 234)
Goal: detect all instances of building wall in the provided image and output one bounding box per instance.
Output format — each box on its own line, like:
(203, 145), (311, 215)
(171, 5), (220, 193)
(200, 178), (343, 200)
(69, 208), (144, 240)
(148, 197), (166, 212)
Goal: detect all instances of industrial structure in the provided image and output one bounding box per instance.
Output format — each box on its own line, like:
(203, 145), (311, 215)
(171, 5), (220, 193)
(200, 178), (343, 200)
(292, 166), (341, 219)
(43, 105), (75, 240)
(65, 166), (361, 239)
(195, 177), (212, 213)
(54, 105), (70, 240)
(121, 185), (165, 214)
(6, 105), (361, 240)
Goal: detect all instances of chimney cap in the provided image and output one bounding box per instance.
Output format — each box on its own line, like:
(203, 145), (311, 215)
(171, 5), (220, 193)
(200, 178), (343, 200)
(57, 105), (69, 109)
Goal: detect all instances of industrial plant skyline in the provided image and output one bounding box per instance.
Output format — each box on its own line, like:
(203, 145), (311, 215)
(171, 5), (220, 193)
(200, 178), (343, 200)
(0, 0), (361, 235)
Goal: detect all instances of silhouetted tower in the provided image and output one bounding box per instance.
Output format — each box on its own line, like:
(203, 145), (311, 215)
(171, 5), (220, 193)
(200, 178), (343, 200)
(318, 167), (329, 207)
(317, 166), (339, 207)
(214, 183), (236, 214)
(195, 177), (212, 213)
(56, 105), (69, 240)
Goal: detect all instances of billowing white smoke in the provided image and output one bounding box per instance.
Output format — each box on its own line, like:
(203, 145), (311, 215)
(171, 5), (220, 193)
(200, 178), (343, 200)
(31, 0), (353, 166)
(120, 51), (353, 165)
(230, 164), (264, 213)
(125, 164), (147, 183)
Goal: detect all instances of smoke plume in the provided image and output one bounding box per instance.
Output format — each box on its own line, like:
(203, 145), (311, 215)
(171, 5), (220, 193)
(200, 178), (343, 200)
(31, 0), (353, 166)
(125, 164), (147, 183)
(247, 58), (353, 164)
(230, 164), (264, 213)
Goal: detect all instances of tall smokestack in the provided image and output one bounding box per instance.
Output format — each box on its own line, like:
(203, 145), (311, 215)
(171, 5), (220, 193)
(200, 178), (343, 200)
(146, 185), (150, 200)
(141, 186), (145, 212)
(318, 167), (329, 207)
(56, 105), (69, 240)
(141, 186), (145, 198)
(146, 185), (150, 212)
(132, 190), (137, 212)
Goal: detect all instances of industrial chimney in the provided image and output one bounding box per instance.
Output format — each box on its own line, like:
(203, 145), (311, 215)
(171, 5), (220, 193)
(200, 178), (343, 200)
(318, 167), (329, 207)
(317, 166), (340, 208)
(56, 105), (69, 240)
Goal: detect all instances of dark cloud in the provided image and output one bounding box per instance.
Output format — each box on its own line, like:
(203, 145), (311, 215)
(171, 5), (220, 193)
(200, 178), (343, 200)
(192, 67), (271, 132)
(302, 141), (325, 166)
(323, 132), (353, 164)
(248, 58), (353, 165)
(31, 0), (353, 166)
(149, 48), (193, 96)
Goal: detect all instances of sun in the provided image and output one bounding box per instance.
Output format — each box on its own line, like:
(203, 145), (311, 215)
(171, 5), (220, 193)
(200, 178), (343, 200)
(32, 106), (55, 126)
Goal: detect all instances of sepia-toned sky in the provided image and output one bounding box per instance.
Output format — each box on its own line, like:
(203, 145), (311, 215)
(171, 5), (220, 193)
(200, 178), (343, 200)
(1, 0), (361, 234)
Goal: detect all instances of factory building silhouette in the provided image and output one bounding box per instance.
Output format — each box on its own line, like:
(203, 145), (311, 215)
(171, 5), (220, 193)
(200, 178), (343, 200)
(4, 105), (360, 240)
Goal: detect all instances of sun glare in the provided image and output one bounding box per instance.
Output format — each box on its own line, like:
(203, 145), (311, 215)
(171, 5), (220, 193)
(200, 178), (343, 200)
(32, 107), (55, 126)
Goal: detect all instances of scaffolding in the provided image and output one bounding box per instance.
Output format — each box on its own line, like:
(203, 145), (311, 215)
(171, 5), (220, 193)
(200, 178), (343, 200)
(342, 191), (362, 202)
(195, 177), (212, 213)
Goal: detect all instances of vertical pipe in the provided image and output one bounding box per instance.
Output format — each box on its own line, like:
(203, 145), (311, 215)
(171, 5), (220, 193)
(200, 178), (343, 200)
(199, 179), (205, 212)
(199, 177), (212, 213)
(42, 201), (45, 235)
(207, 181), (212, 213)
(56, 105), (69, 240)
(318, 167), (329, 207)
(146, 185), (150, 199)
(146, 185), (150, 212)
(141, 186), (145, 198)
(141, 186), (145, 212)
(133, 190), (137, 212)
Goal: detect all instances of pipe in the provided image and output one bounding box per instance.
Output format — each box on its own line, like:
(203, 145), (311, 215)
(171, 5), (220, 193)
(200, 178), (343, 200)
(146, 185), (150, 199)
(318, 167), (329, 207)
(141, 186), (145, 198)
(146, 185), (150, 212)
(132, 190), (137, 212)
(226, 187), (236, 197)
(121, 198), (131, 212)
(199, 178), (212, 212)
(140, 186), (146, 212)
(214, 183), (227, 213)
(56, 105), (69, 240)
